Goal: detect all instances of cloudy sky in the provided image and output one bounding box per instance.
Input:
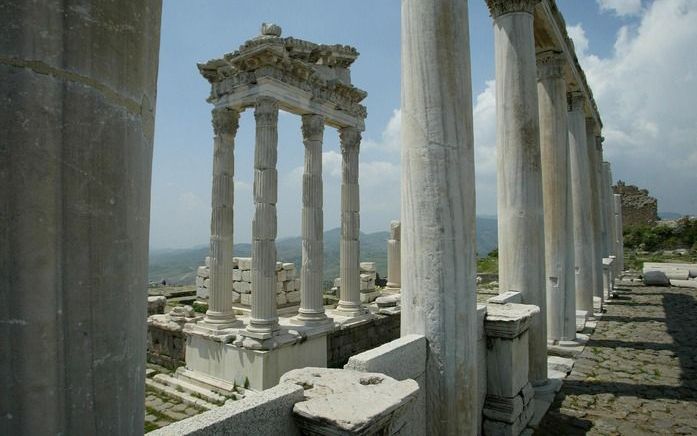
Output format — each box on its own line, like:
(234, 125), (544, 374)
(150, 0), (697, 249)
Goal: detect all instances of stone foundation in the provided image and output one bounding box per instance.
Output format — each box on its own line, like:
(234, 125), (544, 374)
(326, 310), (400, 368)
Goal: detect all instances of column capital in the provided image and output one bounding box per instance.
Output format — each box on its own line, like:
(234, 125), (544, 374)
(567, 91), (585, 112)
(486, 0), (540, 19)
(212, 107), (240, 136)
(301, 114), (325, 141)
(254, 96), (279, 124)
(536, 50), (565, 80)
(339, 126), (361, 152)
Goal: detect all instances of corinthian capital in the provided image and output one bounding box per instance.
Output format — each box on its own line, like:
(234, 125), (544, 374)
(254, 96), (279, 125)
(339, 126), (361, 152)
(486, 0), (541, 19)
(212, 107), (240, 136)
(301, 114), (325, 142)
(536, 50), (565, 81)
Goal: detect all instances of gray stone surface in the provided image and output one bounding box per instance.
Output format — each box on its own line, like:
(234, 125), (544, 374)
(1, 1), (162, 434)
(643, 271), (671, 287)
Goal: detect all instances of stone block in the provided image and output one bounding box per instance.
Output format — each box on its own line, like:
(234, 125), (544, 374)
(276, 261), (284, 272)
(276, 293), (288, 306)
(277, 270), (287, 282)
(345, 335), (426, 382)
(284, 280), (296, 292)
(486, 332), (529, 398)
(360, 273), (372, 282)
(286, 269), (296, 280)
(283, 262), (295, 271)
(237, 257), (252, 271)
(233, 281), (251, 293)
(487, 291), (522, 305)
(203, 278), (210, 289)
(643, 270), (670, 286)
(276, 281), (283, 292)
(287, 291), (301, 304)
(197, 266), (209, 279)
(241, 270), (252, 282)
(483, 393), (524, 424)
(360, 290), (381, 303)
(196, 276), (204, 288)
(233, 269), (242, 281)
(375, 294), (401, 308)
(484, 303), (538, 339)
(360, 262), (376, 272)
(241, 293), (252, 306)
(147, 296), (166, 316)
(232, 291), (241, 303)
(205, 256), (211, 267)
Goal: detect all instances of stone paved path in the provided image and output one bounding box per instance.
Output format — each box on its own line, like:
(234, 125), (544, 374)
(537, 283), (697, 435)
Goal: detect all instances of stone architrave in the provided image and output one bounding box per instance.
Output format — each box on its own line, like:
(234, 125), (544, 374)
(487, 0), (548, 388)
(402, 0), (479, 433)
(294, 114), (329, 325)
(568, 93), (595, 314)
(0, 1), (162, 433)
(537, 50), (576, 342)
(336, 127), (364, 316)
(386, 221), (401, 290)
(614, 194), (624, 274)
(587, 130), (605, 305)
(246, 96), (280, 343)
(203, 107), (239, 329)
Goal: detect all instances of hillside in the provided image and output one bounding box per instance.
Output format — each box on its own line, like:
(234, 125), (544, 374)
(149, 217), (499, 285)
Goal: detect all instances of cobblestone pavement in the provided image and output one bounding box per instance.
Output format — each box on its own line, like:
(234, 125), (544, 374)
(144, 366), (206, 433)
(537, 283), (697, 435)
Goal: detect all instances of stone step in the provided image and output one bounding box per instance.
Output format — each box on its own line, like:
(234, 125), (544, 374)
(145, 378), (218, 411)
(175, 367), (245, 400)
(167, 295), (197, 305)
(153, 373), (227, 405)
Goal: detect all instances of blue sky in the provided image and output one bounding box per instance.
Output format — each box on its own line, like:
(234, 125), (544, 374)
(150, 0), (697, 249)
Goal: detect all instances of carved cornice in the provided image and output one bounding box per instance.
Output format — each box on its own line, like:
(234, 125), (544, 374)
(567, 91), (585, 112)
(254, 97), (279, 125)
(486, 0), (541, 18)
(339, 126), (361, 152)
(536, 50), (565, 80)
(212, 107), (240, 136)
(301, 114), (325, 141)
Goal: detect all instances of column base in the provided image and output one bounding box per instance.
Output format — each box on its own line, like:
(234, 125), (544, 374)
(334, 300), (366, 318)
(202, 310), (238, 330)
(290, 309), (333, 327)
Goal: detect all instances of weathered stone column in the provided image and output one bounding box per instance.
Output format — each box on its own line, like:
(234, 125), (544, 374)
(587, 131), (605, 305)
(614, 194), (625, 274)
(402, 0), (478, 433)
(0, 1), (162, 434)
(336, 126), (363, 316)
(295, 114), (329, 325)
(386, 221), (401, 290)
(568, 93), (595, 314)
(246, 97), (280, 342)
(603, 162), (616, 264)
(487, 0), (547, 387)
(203, 108), (239, 328)
(537, 51), (576, 342)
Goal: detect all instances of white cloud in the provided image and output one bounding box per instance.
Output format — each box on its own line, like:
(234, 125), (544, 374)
(571, 0), (697, 214)
(362, 109), (401, 152)
(566, 24), (589, 57)
(473, 80), (498, 215)
(597, 0), (643, 17)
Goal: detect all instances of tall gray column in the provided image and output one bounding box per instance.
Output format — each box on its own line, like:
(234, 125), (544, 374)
(614, 194), (625, 274)
(537, 51), (576, 342)
(587, 130), (605, 305)
(246, 97), (280, 341)
(295, 114), (329, 325)
(402, 0), (478, 433)
(203, 108), (239, 328)
(568, 93), (594, 314)
(487, 0), (547, 387)
(336, 126), (363, 316)
(386, 221), (401, 289)
(0, 1), (162, 434)
(603, 162), (616, 264)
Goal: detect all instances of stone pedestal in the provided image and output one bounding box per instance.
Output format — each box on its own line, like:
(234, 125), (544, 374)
(385, 221), (401, 291)
(401, 0), (479, 433)
(537, 50), (576, 343)
(568, 94), (595, 314)
(488, 0), (547, 387)
(603, 257), (615, 299)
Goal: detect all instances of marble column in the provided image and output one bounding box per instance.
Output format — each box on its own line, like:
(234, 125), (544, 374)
(386, 221), (401, 289)
(614, 194), (625, 274)
(402, 0), (478, 433)
(336, 126), (363, 316)
(203, 107), (239, 328)
(0, 1), (162, 433)
(295, 114), (329, 325)
(537, 51), (576, 342)
(246, 97), (280, 340)
(587, 131), (605, 305)
(603, 162), (616, 264)
(488, 0), (547, 387)
(568, 93), (594, 314)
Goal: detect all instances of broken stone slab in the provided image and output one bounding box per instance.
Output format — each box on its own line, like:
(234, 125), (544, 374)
(147, 296), (166, 316)
(375, 294), (401, 308)
(484, 303), (539, 339)
(360, 262), (376, 272)
(670, 279), (697, 289)
(359, 290), (381, 303)
(281, 368), (419, 436)
(197, 266), (209, 279)
(487, 291), (522, 305)
(643, 270), (671, 286)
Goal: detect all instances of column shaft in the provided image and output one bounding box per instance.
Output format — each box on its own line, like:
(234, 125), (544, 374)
(337, 127), (363, 315)
(402, 0), (478, 433)
(204, 108), (239, 327)
(296, 114), (328, 324)
(537, 51), (576, 342)
(568, 95), (594, 313)
(248, 97), (279, 337)
(587, 131), (605, 304)
(386, 221), (401, 289)
(603, 163), (616, 262)
(614, 194), (625, 273)
(490, 0), (547, 385)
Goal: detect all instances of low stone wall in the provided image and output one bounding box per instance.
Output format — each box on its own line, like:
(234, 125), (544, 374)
(326, 311), (401, 368)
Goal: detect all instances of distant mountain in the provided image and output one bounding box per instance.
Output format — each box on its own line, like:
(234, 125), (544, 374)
(659, 211), (687, 220)
(149, 217), (499, 285)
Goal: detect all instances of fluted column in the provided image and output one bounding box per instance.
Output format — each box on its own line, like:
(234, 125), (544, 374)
(294, 114), (329, 325)
(537, 51), (576, 342)
(386, 221), (401, 289)
(603, 162), (616, 263)
(487, 0), (547, 387)
(614, 194), (625, 274)
(246, 97), (280, 341)
(402, 0), (478, 432)
(587, 130), (605, 306)
(336, 126), (363, 316)
(203, 107), (240, 328)
(568, 93), (594, 314)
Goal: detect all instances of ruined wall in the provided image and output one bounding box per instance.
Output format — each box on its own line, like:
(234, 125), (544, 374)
(613, 181), (658, 229)
(326, 312), (401, 368)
